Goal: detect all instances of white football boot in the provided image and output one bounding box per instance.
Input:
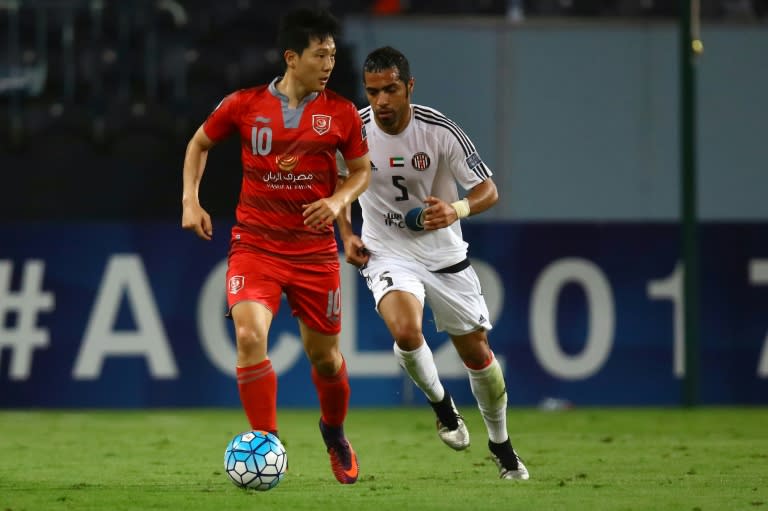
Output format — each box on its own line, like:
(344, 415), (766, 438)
(436, 415), (471, 451)
(432, 393), (470, 450)
(489, 439), (530, 480)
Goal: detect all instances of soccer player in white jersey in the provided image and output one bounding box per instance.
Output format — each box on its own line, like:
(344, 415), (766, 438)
(336, 46), (529, 480)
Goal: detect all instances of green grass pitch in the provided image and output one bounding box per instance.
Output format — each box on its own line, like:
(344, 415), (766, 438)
(1, 407), (766, 510)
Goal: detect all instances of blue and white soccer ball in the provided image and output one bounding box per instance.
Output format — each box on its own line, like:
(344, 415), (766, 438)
(224, 430), (287, 491)
(405, 207), (425, 231)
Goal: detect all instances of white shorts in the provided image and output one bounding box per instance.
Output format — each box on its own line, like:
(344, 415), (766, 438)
(359, 254), (493, 336)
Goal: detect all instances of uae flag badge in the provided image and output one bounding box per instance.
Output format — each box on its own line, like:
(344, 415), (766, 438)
(389, 156), (405, 167)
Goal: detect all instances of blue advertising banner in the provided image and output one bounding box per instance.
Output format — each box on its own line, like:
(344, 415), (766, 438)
(1, 221), (766, 407)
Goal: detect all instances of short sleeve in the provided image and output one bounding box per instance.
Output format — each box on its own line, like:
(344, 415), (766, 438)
(202, 91), (239, 142)
(337, 103), (368, 162)
(442, 122), (493, 191)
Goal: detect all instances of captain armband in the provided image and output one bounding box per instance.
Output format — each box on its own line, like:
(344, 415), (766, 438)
(450, 198), (471, 219)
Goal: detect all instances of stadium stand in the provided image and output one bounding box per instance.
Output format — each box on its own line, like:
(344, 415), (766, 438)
(2, 0), (765, 220)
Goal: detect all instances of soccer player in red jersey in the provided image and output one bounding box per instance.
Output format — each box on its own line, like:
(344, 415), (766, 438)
(180, 8), (370, 484)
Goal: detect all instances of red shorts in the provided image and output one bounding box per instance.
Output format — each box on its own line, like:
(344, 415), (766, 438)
(226, 250), (342, 335)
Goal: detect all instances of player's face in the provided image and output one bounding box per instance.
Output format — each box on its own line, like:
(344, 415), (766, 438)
(293, 36), (336, 92)
(364, 67), (413, 135)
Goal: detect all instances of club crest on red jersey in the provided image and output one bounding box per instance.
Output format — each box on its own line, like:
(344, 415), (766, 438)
(312, 114), (332, 135)
(228, 275), (245, 295)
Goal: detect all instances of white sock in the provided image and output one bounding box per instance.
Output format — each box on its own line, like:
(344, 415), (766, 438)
(466, 356), (509, 444)
(393, 341), (445, 403)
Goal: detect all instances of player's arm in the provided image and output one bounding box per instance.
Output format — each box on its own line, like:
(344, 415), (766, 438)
(336, 180), (370, 268)
(459, 177), (499, 216)
(334, 154), (372, 212)
(303, 153), (372, 233)
(422, 178), (499, 230)
(334, 174), (355, 241)
(181, 125), (217, 240)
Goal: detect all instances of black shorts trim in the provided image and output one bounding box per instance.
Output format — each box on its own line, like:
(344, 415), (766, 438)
(432, 258), (471, 274)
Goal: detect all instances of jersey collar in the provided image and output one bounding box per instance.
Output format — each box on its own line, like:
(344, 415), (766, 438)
(268, 76), (319, 107)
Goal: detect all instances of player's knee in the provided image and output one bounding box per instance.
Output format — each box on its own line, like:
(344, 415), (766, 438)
(235, 326), (266, 354)
(390, 325), (422, 348)
(309, 352), (342, 376)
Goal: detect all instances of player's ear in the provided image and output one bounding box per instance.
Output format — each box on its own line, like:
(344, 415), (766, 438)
(407, 77), (415, 97)
(284, 49), (298, 69)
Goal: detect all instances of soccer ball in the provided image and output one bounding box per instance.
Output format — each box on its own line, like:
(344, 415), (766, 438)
(224, 430), (287, 491)
(405, 207), (425, 231)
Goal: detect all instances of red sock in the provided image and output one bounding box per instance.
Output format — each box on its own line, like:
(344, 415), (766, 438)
(311, 358), (350, 427)
(237, 360), (277, 433)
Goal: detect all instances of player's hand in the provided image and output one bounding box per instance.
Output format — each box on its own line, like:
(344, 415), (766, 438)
(422, 196), (458, 230)
(181, 202), (213, 240)
(302, 197), (342, 232)
(343, 235), (370, 267)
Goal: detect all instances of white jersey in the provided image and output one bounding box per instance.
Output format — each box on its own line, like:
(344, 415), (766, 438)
(357, 104), (492, 271)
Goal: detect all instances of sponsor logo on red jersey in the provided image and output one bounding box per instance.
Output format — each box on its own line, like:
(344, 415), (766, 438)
(276, 153), (299, 172)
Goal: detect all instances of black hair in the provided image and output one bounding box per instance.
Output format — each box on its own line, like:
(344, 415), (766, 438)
(277, 8), (340, 55)
(362, 46), (412, 84)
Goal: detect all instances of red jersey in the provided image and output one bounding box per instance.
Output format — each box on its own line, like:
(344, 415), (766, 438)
(203, 79), (368, 263)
